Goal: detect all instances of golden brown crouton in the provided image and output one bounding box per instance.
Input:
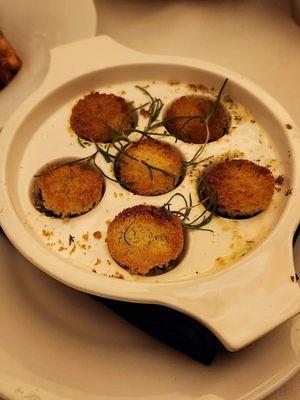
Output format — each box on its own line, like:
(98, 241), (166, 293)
(165, 95), (230, 144)
(70, 92), (136, 143)
(0, 31), (22, 89)
(107, 205), (184, 275)
(114, 138), (185, 196)
(33, 161), (105, 218)
(199, 159), (275, 218)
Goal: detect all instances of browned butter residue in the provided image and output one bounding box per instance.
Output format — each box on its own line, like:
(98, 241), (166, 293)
(213, 220), (260, 272)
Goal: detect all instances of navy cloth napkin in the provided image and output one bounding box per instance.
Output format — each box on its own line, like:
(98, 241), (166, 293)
(93, 296), (223, 365)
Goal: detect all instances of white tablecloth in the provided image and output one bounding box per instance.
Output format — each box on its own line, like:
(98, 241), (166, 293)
(95, 0), (300, 398)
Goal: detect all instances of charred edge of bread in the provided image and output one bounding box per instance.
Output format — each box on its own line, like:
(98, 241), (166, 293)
(201, 191), (263, 220)
(113, 160), (132, 192)
(214, 209), (262, 219)
(34, 188), (101, 219)
(116, 256), (181, 276)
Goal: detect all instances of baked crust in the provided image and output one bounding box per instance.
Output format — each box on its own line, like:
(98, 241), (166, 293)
(165, 95), (230, 144)
(70, 92), (136, 143)
(199, 159), (275, 218)
(0, 31), (22, 89)
(33, 162), (104, 218)
(114, 138), (185, 196)
(107, 205), (184, 275)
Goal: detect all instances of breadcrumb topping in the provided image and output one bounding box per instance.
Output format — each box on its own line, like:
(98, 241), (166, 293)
(70, 92), (136, 143)
(165, 95), (230, 144)
(33, 162), (104, 218)
(107, 205), (184, 276)
(115, 138), (185, 196)
(201, 159), (275, 218)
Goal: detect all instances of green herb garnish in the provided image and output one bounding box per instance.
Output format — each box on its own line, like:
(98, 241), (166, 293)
(163, 191), (216, 232)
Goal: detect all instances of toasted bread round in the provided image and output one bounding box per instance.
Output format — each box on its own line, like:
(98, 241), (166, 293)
(114, 138), (185, 196)
(165, 95), (230, 144)
(32, 161), (104, 218)
(0, 31), (22, 89)
(199, 159), (275, 218)
(70, 92), (136, 143)
(107, 205), (184, 276)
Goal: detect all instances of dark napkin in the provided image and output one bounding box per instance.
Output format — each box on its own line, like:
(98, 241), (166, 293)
(93, 296), (223, 365)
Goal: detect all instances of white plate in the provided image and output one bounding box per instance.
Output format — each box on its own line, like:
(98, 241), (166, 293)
(0, 231), (299, 400)
(0, 0), (97, 127)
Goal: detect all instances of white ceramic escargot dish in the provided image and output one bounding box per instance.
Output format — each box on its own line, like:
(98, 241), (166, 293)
(0, 35), (299, 351)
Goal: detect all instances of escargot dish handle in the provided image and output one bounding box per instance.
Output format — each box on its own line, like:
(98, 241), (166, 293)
(159, 230), (300, 351)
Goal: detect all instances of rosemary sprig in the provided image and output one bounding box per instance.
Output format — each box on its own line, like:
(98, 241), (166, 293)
(73, 87), (169, 174)
(123, 220), (135, 246)
(181, 79), (229, 169)
(71, 80), (228, 187)
(135, 86), (164, 131)
(119, 101), (150, 132)
(163, 192), (190, 219)
(103, 136), (131, 158)
(34, 151), (99, 178)
(75, 99), (147, 150)
(205, 78), (228, 124)
(136, 85), (154, 101)
(120, 148), (176, 183)
(149, 115), (202, 131)
(92, 142), (116, 163)
(89, 152), (119, 183)
(201, 78), (228, 147)
(34, 146), (119, 183)
(184, 146), (213, 168)
(149, 78), (229, 139)
(87, 136), (175, 183)
(75, 79), (229, 151)
(68, 234), (75, 246)
(181, 194), (217, 231)
(66, 138), (177, 185)
(77, 136), (92, 148)
(162, 191), (216, 231)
